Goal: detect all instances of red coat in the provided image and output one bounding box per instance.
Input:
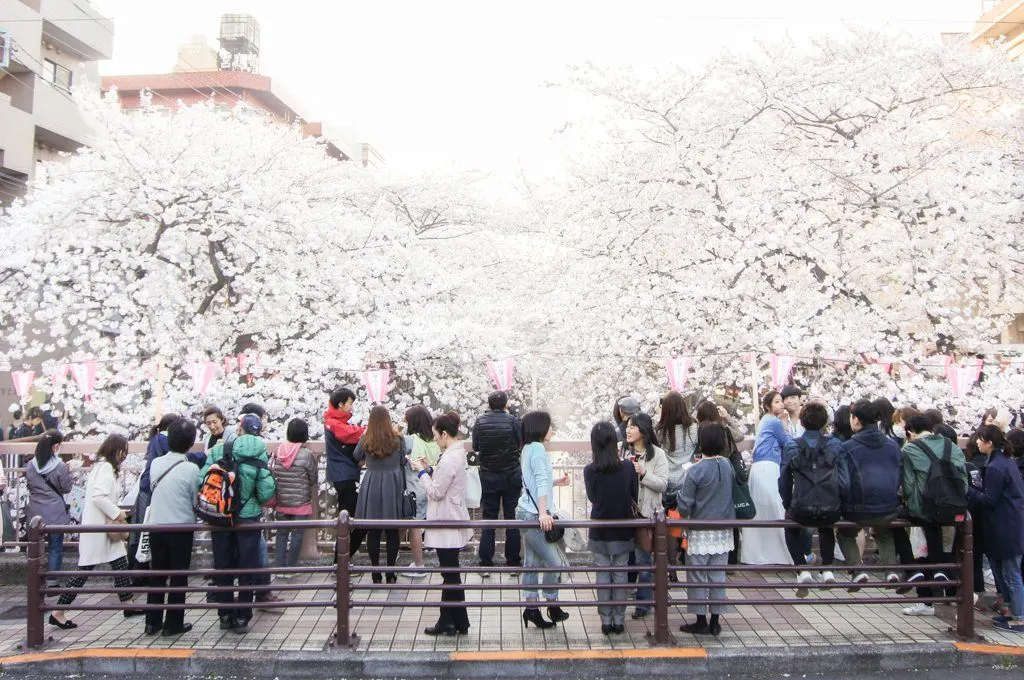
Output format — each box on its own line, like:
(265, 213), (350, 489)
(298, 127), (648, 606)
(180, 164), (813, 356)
(324, 405), (365, 444)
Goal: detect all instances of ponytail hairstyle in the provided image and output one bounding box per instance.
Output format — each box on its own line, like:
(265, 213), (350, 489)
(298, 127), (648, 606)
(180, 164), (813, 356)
(976, 424), (1010, 456)
(150, 413), (180, 441)
(1005, 429), (1024, 459)
(433, 411), (461, 440)
(33, 429), (64, 469)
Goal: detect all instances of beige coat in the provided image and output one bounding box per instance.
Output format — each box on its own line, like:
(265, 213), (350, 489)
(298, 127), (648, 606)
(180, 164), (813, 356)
(636, 445), (669, 519)
(79, 460), (127, 567)
(421, 443), (473, 550)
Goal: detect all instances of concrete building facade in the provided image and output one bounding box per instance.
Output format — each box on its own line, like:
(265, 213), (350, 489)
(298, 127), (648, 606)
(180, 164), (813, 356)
(972, 0), (1024, 60)
(0, 0), (114, 204)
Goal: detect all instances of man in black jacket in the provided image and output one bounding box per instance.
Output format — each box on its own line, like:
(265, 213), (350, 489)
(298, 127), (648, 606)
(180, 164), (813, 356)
(472, 391), (523, 575)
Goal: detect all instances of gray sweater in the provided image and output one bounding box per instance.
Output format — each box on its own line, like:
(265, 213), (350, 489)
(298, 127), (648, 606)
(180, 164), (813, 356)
(676, 456), (735, 521)
(148, 452), (200, 525)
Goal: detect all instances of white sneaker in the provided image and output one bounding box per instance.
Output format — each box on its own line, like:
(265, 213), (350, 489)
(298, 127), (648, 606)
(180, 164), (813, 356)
(902, 603), (935, 617)
(480, 571), (491, 579)
(400, 564), (428, 579)
(796, 571), (813, 598)
(848, 572), (870, 593)
(934, 572), (950, 582)
(886, 573), (900, 588)
(821, 571), (836, 584)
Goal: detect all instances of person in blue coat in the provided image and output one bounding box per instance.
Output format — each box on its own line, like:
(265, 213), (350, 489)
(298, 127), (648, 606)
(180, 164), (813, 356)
(968, 425), (1024, 634)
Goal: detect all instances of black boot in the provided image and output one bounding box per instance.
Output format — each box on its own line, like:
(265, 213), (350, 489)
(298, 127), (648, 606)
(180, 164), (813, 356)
(522, 608), (556, 629)
(547, 606), (570, 623)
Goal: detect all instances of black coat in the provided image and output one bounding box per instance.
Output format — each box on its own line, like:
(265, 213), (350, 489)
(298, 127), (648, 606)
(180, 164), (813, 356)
(968, 449), (1024, 560)
(471, 410), (522, 472)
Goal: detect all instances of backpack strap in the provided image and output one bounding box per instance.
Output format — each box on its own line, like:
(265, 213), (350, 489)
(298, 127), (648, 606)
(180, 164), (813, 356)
(908, 439), (937, 464)
(941, 437), (953, 461)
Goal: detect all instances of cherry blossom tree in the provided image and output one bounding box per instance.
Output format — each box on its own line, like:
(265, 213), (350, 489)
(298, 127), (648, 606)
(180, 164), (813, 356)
(536, 29), (1024, 430)
(0, 94), (527, 436)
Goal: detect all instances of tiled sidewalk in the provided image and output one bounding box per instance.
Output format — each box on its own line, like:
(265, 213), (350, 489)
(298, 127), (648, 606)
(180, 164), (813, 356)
(0, 570), (1020, 655)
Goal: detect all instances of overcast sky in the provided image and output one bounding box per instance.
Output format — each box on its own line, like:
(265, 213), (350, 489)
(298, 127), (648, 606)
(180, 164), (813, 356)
(92, 0), (990, 172)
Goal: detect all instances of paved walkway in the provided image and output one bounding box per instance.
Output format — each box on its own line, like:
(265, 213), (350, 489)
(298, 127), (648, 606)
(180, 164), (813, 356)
(0, 570), (1020, 655)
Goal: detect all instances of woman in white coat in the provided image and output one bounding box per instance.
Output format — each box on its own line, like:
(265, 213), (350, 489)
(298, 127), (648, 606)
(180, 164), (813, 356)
(410, 411), (473, 636)
(49, 434), (144, 629)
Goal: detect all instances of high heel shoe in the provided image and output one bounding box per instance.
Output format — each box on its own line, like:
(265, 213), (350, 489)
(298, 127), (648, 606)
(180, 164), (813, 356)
(385, 573), (397, 584)
(547, 606), (570, 623)
(371, 574), (383, 585)
(522, 607), (556, 629)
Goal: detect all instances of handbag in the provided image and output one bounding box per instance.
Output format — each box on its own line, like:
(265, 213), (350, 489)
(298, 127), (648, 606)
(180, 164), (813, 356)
(632, 500), (653, 553)
(400, 461), (417, 520)
(109, 519), (129, 543)
(524, 485), (564, 543)
(464, 464), (482, 509)
(733, 475), (757, 521)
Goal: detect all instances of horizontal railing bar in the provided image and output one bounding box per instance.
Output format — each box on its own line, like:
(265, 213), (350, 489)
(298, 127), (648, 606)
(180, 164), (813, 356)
(43, 567), (336, 578)
(38, 517), (965, 534)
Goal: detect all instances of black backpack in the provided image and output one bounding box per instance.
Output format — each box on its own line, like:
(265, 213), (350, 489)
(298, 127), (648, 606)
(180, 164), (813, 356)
(789, 438), (842, 526)
(912, 438), (967, 524)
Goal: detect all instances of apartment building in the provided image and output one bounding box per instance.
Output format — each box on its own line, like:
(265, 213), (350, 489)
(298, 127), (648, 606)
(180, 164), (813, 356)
(0, 0), (114, 204)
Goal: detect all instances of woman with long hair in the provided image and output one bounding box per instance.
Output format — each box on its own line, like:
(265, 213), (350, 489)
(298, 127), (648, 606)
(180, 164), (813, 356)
(354, 405), (406, 584)
(402, 405), (441, 578)
(25, 430), (69, 589)
(49, 433), (144, 629)
(740, 391), (793, 566)
(517, 410), (569, 630)
(657, 391), (697, 491)
(584, 421), (638, 635)
(624, 412), (668, 619)
(411, 411), (474, 636)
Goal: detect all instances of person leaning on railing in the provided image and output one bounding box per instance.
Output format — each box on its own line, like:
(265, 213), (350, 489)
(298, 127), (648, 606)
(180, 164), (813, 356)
(144, 418), (201, 637)
(49, 434), (145, 630)
(410, 411), (474, 636)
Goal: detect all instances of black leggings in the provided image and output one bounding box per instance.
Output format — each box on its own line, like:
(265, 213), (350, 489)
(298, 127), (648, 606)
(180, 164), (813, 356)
(333, 481), (366, 559)
(785, 528), (836, 566)
(367, 529), (399, 579)
(57, 555), (132, 605)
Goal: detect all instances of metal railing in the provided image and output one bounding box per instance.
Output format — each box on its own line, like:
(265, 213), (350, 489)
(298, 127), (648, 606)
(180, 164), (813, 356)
(21, 511), (976, 650)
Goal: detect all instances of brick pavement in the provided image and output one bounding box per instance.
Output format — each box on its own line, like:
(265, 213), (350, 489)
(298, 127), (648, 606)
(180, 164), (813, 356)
(0, 569), (1020, 655)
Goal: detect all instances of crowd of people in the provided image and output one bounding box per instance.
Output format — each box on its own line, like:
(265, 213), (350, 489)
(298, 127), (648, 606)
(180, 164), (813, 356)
(15, 385), (1024, 639)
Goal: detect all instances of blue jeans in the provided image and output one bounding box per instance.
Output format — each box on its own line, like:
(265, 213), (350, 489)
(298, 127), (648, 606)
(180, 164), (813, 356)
(633, 546), (653, 612)
(990, 554), (1024, 620)
(275, 513), (309, 568)
(46, 534), (63, 585)
(516, 508), (562, 602)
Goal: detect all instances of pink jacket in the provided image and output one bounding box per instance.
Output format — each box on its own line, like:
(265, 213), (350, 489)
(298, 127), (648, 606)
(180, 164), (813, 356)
(421, 444), (473, 549)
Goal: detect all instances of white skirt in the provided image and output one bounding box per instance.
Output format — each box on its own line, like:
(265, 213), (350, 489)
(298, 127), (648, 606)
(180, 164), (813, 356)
(739, 460), (794, 566)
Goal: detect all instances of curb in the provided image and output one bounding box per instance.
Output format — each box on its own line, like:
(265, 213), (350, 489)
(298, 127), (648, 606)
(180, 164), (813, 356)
(0, 641), (1019, 678)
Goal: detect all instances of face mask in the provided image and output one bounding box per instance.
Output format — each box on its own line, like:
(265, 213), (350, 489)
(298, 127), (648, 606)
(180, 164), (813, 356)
(892, 424), (906, 440)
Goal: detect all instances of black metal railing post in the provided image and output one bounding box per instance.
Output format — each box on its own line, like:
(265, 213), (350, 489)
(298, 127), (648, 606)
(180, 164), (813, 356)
(956, 512), (976, 640)
(649, 510), (675, 646)
(333, 510), (356, 648)
(24, 517), (45, 649)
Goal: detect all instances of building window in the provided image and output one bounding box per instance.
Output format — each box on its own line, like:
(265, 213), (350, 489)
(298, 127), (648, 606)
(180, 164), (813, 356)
(41, 59), (72, 93)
